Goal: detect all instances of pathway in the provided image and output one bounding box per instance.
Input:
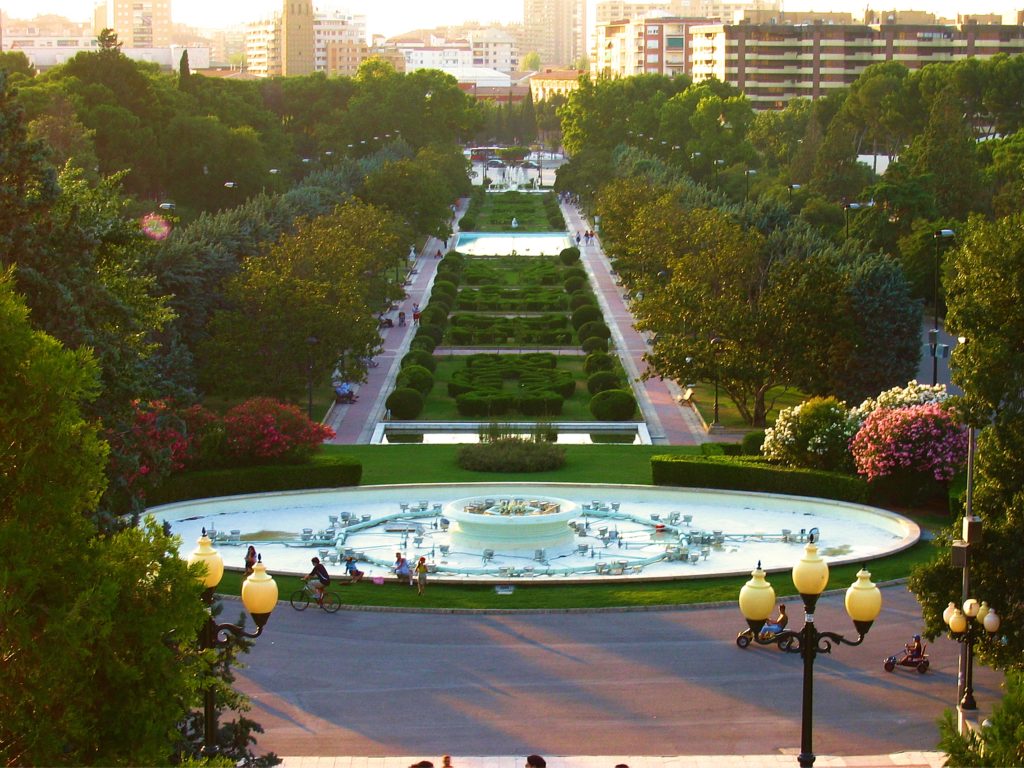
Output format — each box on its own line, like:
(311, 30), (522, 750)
(560, 202), (707, 446)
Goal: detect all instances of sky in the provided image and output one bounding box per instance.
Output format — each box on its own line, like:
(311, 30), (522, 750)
(2, 0), (1019, 38)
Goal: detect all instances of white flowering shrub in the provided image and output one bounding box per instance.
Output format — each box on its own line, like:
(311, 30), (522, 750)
(854, 380), (950, 425)
(762, 396), (858, 472)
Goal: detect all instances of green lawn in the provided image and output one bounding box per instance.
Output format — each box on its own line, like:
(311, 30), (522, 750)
(468, 191), (560, 232)
(689, 383), (807, 431)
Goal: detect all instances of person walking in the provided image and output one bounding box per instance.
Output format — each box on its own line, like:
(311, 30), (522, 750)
(243, 545), (257, 577)
(415, 556), (428, 595)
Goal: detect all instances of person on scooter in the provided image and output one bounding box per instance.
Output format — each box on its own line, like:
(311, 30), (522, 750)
(906, 634), (924, 660)
(761, 604), (788, 638)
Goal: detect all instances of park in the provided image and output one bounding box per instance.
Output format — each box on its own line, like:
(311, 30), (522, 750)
(3, 45), (1024, 768)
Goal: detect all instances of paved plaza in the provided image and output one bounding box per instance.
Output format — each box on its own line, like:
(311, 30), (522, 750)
(234, 586), (991, 767)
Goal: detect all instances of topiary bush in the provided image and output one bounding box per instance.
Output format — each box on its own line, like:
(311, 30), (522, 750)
(563, 275), (586, 293)
(584, 351), (615, 375)
(401, 349), (437, 373)
(559, 246), (580, 265)
(741, 430), (766, 455)
(416, 322), (444, 345)
(571, 304), (603, 330)
(589, 389), (637, 420)
(587, 370), (622, 395)
(762, 396), (857, 472)
(418, 305), (448, 327)
(386, 387), (424, 419)
(409, 334), (437, 354)
(562, 267), (587, 281)
(396, 364), (434, 396)
(569, 292), (595, 311)
(581, 336), (609, 354)
(578, 320), (611, 343)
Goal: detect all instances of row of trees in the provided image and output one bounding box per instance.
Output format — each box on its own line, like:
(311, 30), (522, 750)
(2, 47), (474, 762)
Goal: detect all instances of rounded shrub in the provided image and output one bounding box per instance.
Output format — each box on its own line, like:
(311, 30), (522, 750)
(589, 389), (637, 421)
(409, 334), (437, 354)
(562, 267), (587, 281)
(569, 292), (595, 311)
(518, 391), (564, 417)
(578, 320), (611, 343)
(396, 364), (434, 396)
(742, 430), (766, 455)
(581, 336), (609, 354)
(401, 349), (437, 373)
(584, 352), (615, 375)
(386, 387), (424, 420)
(587, 370), (622, 395)
(559, 246), (581, 265)
(572, 304), (603, 330)
(416, 322), (444, 345)
(563, 275), (586, 293)
(762, 396), (856, 471)
(222, 398), (334, 464)
(432, 279), (458, 299)
(419, 306), (448, 327)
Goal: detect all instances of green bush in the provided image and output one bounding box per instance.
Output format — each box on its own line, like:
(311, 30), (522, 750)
(562, 267), (587, 281)
(458, 214), (477, 230)
(559, 246), (581, 265)
(401, 349), (437, 372)
(584, 351), (615, 375)
(396, 364), (434, 396)
(409, 334), (437, 354)
(416, 322), (444, 345)
(578, 320), (611, 342)
(386, 387), (424, 419)
(564, 275), (586, 293)
(148, 456), (362, 506)
(589, 389), (637, 420)
(457, 438), (566, 472)
(587, 370), (621, 395)
(518, 391), (565, 416)
(581, 336), (609, 354)
(571, 304), (603, 330)
(569, 293), (596, 311)
(418, 306), (448, 327)
(455, 391), (516, 417)
(650, 455), (869, 502)
(432, 279), (458, 299)
(742, 430), (766, 455)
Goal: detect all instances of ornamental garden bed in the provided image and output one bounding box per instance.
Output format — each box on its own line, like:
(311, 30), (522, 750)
(458, 189), (564, 232)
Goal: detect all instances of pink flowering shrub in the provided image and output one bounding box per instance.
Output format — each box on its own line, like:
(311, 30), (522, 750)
(222, 397), (334, 463)
(850, 403), (967, 483)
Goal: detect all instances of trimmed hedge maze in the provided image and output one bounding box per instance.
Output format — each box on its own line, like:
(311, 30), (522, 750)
(447, 353), (575, 417)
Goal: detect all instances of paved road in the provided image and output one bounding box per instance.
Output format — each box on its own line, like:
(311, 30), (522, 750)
(234, 585), (999, 759)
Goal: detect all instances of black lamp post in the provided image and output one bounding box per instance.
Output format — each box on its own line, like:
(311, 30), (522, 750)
(788, 183), (801, 206)
(305, 335), (319, 420)
(188, 531), (277, 756)
(738, 535), (883, 768)
(932, 228), (955, 385)
(710, 336), (722, 429)
(714, 159), (725, 186)
(744, 168), (756, 202)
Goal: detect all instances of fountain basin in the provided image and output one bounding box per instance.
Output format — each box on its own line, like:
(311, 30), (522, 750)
(446, 495), (577, 551)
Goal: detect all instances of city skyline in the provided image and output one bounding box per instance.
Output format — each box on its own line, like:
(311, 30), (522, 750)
(1, 0), (1019, 40)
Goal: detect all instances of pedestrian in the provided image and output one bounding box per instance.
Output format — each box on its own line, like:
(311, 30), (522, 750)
(441, 756), (453, 768)
(394, 552), (412, 585)
(415, 556), (428, 595)
(244, 545), (257, 577)
(526, 756), (546, 768)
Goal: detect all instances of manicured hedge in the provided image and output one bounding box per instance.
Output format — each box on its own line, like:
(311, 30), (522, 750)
(559, 246), (580, 265)
(386, 387), (424, 419)
(569, 292), (595, 311)
(578, 320), (611, 342)
(401, 349), (437, 372)
(589, 389), (637, 420)
(396, 364), (434, 396)
(147, 457), (363, 506)
(587, 370), (622, 395)
(650, 455), (869, 502)
(409, 334), (437, 353)
(572, 304), (603, 330)
(457, 439), (566, 472)
(581, 336), (609, 353)
(564, 275), (586, 293)
(584, 351), (615, 374)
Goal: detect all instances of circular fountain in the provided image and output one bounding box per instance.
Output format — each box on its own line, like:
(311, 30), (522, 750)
(445, 495), (577, 551)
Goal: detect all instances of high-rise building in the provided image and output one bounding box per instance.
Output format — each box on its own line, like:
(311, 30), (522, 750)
(246, 4), (366, 77)
(281, 0), (315, 75)
(592, 16), (711, 78)
(93, 0), (172, 48)
(522, 0), (586, 67)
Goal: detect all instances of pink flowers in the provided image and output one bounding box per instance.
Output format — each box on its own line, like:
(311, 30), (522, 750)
(850, 403), (968, 482)
(223, 398), (335, 463)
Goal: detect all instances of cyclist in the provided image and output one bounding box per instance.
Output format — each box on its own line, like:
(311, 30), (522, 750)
(302, 557), (331, 604)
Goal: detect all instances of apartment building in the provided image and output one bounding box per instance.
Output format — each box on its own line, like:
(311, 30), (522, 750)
(529, 67), (585, 101)
(592, 16), (715, 77)
(522, 0), (586, 67)
(246, 4), (367, 77)
(93, 0), (172, 48)
(690, 19), (1024, 109)
(469, 28), (520, 71)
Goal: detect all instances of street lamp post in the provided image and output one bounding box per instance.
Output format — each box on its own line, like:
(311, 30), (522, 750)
(714, 159), (725, 186)
(788, 183), (801, 206)
(738, 535), (883, 768)
(305, 335), (319, 420)
(188, 531), (277, 756)
(744, 168), (757, 202)
(932, 229), (955, 385)
(710, 336), (722, 430)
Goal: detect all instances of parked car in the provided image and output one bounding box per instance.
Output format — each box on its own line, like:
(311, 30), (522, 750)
(520, 160), (539, 169)
(485, 159), (506, 168)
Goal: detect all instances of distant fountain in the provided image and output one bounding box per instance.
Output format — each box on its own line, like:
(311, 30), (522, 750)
(445, 495), (577, 552)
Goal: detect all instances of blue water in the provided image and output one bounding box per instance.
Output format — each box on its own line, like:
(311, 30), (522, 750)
(455, 232), (572, 256)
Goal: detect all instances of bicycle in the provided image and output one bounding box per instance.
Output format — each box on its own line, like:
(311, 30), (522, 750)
(289, 581), (341, 613)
